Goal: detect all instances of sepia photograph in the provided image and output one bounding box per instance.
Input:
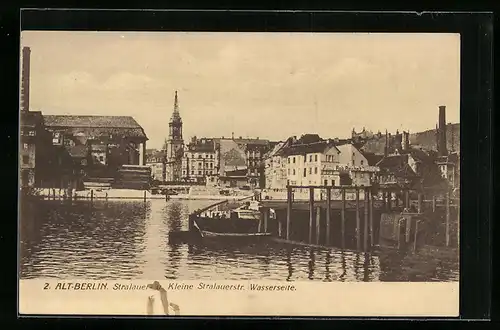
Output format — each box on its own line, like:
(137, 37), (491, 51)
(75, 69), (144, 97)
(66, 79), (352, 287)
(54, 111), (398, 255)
(18, 31), (460, 316)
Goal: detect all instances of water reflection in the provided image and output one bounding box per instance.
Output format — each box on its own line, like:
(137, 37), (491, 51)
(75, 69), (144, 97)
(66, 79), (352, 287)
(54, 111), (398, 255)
(20, 199), (459, 281)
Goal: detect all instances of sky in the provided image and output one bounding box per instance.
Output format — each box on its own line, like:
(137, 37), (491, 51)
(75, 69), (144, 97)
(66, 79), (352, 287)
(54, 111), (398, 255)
(20, 31), (460, 149)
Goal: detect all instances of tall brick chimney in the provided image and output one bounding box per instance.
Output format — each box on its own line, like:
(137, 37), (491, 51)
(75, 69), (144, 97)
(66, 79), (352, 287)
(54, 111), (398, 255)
(438, 105), (448, 156)
(20, 47), (31, 112)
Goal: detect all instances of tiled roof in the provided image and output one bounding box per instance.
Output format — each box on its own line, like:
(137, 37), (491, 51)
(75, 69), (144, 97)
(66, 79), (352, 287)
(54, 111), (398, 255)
(377, 155), (418, 178)
(46, 126), (147, 140)
(44, 115), (142, 128)
(278, 141), (338, 157)
(187, 139), (216, 152)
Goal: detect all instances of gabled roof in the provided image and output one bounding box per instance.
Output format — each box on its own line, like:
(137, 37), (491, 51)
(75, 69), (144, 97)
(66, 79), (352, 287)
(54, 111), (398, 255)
(377, 155), (418, 178)
(279, 141), (339, 157)
(361, 152), (385, 166)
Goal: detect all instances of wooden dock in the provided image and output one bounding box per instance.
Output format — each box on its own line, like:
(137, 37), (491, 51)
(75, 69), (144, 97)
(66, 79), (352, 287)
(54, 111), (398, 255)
(183, 185), (459, 252)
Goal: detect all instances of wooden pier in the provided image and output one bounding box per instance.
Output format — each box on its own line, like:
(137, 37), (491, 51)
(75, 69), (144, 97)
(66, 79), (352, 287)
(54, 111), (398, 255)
(256, 185), (459, 251)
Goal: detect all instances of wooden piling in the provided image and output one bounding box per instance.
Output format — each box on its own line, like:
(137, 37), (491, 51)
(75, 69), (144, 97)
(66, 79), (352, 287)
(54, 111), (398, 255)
(417, 193), (422, 213)
(286, 186), (292, 240)
(144, 190), (147, 202)
(432, 196), (436, 212)
(446, 190), (450, 247)
(309, 187), (314, 244)
(369, 188), (374, 247)
(364, 188), (369, 252)
(341, 187), (346, 249)
(356, 187), (361, 251)
(387, 190), (392, 211)
(413, 220), (419, 252)
(326, 188), (331, 246)
(263, 208), (269, 233)
(315, 206), (321, 245)
(90, 189), (94, 203)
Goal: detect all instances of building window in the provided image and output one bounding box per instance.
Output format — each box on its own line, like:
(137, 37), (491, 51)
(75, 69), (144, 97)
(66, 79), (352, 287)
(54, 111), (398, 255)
(198, 171), (201, 175)
(315, 155), (318, 161)
(360, 160), (364, 166)
(22, 155), (30, 164)
(293, 169), (295, 175)
(293, 157), (296, 164)
(324, 180), (328, 186)
(332, 180), (335, 186)
(99, 156), (104, 161)
(183, 171), (186, 175)
(191, 171), (194, 175)
(23, 143), (28, 150)
(314, 167), (318, 174)
(288, 158), (290, 164)
(309, 168), (312, 174)
(303, 168), (306, 177)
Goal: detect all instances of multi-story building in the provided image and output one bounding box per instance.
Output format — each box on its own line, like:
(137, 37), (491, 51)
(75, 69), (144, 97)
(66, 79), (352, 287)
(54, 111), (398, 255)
(336, 143), (378, 186)
(181, 137), (217, 183)
(43, 115), (148, 189)
(165, 91), (184, 182)
(20, 110), (49, 188)
(264, 138), (293, 190)
(145, 149), (167, 183)
(264, 135), (380, 190)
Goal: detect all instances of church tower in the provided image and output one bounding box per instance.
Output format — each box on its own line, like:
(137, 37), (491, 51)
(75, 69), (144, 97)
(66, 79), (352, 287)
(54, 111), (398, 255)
(167, 91), (184, 160)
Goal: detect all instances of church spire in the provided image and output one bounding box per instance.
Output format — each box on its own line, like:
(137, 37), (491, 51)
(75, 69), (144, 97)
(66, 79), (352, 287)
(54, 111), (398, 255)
(170, 90), (182, 124)
(174, 90), (179, 114)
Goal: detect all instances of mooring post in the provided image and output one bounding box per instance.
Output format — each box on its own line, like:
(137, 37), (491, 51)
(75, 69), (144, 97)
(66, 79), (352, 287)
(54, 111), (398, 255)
(52, 188), (56, 201)
(369, 187), (374, 248)
(432, 195), (436, 212)
(144, 190), (147, 202)
(341, 187), (346, 249)
(364, 188), (369, 252)
(387, 190), (392, 211)
(413, 220), (419, 252)
(90, 189), (94, 203)
(446, 189), (450, 247)
(309, 187), (314, 244)
(286, 185), (292, 240)
(263, 207), (269, 233)
(326, 187), (331, 246)
(316, 206), (321, 245)
(356, 187), (361, 251)
(405, 190), (410, 209)
(417, 193), (423, 213)
(382, 190), (387, 210)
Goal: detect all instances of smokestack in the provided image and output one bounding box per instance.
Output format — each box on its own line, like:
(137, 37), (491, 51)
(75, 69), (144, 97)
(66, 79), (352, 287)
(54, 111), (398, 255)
(438, 105), (448, 156)
(21, 47), (31, 112)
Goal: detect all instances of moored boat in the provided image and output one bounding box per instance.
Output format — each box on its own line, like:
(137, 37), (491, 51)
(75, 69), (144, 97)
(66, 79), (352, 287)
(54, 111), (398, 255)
(192, 200), (273, 239)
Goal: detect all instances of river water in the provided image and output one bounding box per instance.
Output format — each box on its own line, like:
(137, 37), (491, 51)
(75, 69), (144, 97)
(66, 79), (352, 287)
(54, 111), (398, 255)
(19, 199), (459, 281)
